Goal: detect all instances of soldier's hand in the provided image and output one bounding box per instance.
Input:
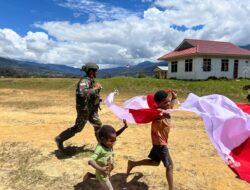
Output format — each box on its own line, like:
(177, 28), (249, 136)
(94, 83), (102, 90)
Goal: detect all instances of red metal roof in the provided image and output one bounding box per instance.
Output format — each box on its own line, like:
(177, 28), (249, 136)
(158, 39), (250, 60)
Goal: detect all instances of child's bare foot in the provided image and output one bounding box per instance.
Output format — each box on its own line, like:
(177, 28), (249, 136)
(126, 160), (134, 175)
(83, 172), (95, 181)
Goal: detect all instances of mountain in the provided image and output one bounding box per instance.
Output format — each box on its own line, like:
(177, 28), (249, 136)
(0, 57), (81, 77)
(240, 44), (250, 50)
(0, 57), (167, 78)
(98, 61), (167, 78)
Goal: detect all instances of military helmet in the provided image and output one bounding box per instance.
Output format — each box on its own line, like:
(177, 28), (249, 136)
(81, 62), (99, 72)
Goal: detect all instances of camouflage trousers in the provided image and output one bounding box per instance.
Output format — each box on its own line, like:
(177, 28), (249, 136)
(73, 107), (102, 132)
(57, 107), (102, 142)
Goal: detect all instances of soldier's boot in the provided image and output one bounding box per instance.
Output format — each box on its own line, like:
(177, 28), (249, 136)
(55, 128), (76, 152)
(55, 136), (64, 152)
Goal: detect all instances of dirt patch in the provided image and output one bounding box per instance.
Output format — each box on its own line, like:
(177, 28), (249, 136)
(0, 88), (249, 190)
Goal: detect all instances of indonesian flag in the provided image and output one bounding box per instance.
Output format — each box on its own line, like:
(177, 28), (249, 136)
(105, 92), (250, 182)
(180, 93), (250, 182)
(105, 92), (162, 124)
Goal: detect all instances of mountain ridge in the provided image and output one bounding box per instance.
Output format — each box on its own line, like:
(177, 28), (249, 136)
(98, 61), (167, 78)
(0, 57), (166, 78)
(1, 43), (249, 78)
(240, 44), (250, 50)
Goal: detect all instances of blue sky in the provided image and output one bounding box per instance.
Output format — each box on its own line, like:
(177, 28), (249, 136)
(0, 0), (250, 68)
(1, 0), (75, 36)
(0, 0), (152, 36)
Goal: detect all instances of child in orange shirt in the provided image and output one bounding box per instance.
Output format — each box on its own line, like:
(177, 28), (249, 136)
(127, 90), (177, 190)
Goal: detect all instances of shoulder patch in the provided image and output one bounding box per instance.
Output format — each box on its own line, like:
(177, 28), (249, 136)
(79, 80), (89, 90)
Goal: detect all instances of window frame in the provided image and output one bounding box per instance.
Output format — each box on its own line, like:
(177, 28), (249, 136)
(203, 58), (211, 72)
(185, 59), (193, 72)
(171, 61), (178, 73)
(221, 59), (229, 72)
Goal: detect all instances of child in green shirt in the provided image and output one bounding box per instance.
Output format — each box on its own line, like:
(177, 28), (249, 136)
(83, 120), (128, 190)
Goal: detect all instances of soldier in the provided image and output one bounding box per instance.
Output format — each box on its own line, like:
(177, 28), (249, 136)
(55, 62), (102, 152)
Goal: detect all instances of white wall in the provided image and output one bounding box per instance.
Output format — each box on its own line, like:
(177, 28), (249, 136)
(238, 59), (250, 78)
(168, 58), (196, 80)
(168, 57), (250, 80)
(195, 57), (234, 79)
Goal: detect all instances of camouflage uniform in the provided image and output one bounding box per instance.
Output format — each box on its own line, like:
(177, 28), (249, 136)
(74, 76), (102, 131)
(55, 63), (102, 151)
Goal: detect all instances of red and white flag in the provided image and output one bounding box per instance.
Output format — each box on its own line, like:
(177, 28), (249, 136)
(180, 93), (250, 182)
(105, 92), (162, 123)
(105, 92), (250, 182)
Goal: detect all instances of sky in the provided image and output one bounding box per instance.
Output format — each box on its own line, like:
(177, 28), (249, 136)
(0, 0), (250, 69)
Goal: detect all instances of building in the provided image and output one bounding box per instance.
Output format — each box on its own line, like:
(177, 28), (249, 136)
(158, 39), (250, 80)
(153, 66), (168, 79)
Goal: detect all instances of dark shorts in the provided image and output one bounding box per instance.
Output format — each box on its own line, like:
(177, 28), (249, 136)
(148, 145), (173, 168)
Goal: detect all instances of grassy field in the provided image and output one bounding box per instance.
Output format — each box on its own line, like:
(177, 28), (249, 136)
(0, 77), (249, 102)
(0, 77), (249, 190)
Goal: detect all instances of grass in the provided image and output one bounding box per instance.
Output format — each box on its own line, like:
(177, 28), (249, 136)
(0, 78), (77, 91)
(0, 141), (74, 190)
(1, 77), (249, 102)
(0, 77), (249, 190)
(0, 142), (48, 189)
(0, 100), (54, 110)
(100, 77), (250, 102)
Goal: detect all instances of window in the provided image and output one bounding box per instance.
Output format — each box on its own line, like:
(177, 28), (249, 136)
(221, 59), (229, 71)
(185, 59), (193, 72)
(171, 61), (178, 73)
(245, 60), (249, 66)
(203, 58), (211, 72)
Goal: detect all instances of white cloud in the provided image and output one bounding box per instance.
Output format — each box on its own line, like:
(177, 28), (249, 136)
(0, 0), (250, 68)
(141, 0), (154, 2)
(0, 29), (27, 59)
(57, 0), (137, 21)
(25, 32), (51, 52)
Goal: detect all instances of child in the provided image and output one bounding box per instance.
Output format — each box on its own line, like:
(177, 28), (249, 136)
(127, 90), (177, 190)
(83, 119), (128, 190)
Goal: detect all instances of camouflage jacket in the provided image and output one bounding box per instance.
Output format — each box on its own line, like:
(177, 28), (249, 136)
(75, 76), (101, 111)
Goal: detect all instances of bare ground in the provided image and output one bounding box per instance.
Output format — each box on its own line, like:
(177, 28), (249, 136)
(0, 89), (249, 190)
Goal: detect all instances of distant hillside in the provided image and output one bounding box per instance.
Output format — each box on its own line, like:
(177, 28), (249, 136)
(0, 57), (167, 78)
(98, 61), (167, 78)
(240, 44), (250, 50)
(0, 57), (81, 77)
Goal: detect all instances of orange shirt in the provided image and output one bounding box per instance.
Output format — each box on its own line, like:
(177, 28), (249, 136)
(151, 117), (171, 145)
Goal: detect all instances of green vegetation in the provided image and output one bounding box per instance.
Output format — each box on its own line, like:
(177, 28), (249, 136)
(0, 77), (249, 102)
(0, 142), (73, 190)
(0, 100), (55, 110)
(0, 57), (78, 78)
(0, 78), (77, 91)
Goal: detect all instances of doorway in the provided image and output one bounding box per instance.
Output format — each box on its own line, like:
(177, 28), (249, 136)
(233, 60), (238, 79)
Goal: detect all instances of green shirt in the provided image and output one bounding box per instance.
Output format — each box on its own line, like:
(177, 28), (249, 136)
(90, 143), (114, 181)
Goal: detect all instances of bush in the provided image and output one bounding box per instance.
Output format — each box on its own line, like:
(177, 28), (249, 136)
(218, 77), (229, 80)
(137, 73), (146, 78)
(154, 73), (160, 79)
(207, 76), (218, 80)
